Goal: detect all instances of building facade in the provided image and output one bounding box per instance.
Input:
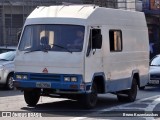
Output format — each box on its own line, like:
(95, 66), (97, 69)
(0, 0), (57, 46)
(142, 0), (160, 58)
(0, 0), (139, 46)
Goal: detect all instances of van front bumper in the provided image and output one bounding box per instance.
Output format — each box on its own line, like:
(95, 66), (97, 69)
(13, 72), (91, 94)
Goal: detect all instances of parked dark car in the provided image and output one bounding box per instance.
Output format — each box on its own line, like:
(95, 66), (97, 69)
(149, 55), (160, 85)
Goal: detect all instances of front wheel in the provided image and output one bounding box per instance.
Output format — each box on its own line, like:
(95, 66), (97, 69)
(24, 89), (41, 107)
(80, 83), (98, 109)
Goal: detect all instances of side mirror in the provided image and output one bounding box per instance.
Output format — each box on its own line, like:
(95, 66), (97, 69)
(17, 31), (21, 42)
(92, 34), (102, 49)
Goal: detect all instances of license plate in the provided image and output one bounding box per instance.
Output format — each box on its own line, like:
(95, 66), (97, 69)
(36, 82), (51, 88)
(149, 80), (159, 84)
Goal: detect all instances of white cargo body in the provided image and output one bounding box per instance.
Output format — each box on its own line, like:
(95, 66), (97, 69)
(14, 5), (149, 108)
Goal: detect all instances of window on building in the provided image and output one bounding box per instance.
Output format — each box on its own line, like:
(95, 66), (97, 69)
(109, 30), (122, 52)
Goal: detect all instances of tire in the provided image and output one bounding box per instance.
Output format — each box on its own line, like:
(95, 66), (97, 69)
(80, 82), (98, 109)
(117, 78), (137, 102)
(117, 95), (127, 102)
(127, 79), (137, 102)
(6, 74), (14, 90)
(24, 89), (40, 107)
(139, 86), (145, 90)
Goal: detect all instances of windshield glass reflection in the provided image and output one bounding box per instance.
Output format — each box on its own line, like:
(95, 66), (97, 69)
(19, 25), (85, 52)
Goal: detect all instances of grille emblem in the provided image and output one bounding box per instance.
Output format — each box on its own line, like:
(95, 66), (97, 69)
(43, 68), (48, 73)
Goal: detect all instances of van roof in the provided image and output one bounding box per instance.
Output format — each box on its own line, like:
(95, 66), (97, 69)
(28, 5), (96, 19)
(26, 5), (146, 27)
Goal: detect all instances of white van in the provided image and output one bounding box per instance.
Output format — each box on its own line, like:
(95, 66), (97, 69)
(14, 5), (149, 109)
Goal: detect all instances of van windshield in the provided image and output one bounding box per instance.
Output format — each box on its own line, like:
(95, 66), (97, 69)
(18, 25), (85, 52)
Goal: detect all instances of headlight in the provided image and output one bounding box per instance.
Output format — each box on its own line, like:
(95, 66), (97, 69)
(16, 75), (28, 80)
(64, 76), (77, 82)
(64, 77), (70, 82)
(16, 75), (22, 79)
(71, 77), (77, 82)
(23, 75), (28, 79)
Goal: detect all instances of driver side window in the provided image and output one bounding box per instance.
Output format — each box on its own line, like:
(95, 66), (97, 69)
(86, 29), (102, 56)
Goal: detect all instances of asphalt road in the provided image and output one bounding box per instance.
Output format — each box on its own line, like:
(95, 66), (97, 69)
(0, 85), (160, 120)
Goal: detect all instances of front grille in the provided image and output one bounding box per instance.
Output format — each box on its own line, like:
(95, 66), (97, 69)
(30, 74), (61, 81)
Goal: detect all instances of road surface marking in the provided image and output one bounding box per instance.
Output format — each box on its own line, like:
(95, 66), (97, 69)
(70, 95), (160, 120)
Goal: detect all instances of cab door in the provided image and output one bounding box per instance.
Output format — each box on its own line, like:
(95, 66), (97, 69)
(84, 27), (103, 83)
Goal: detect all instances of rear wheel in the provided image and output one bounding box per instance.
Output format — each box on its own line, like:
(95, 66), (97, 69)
(139, 86), (145, 90)
(117, 78), (137, 102)
(24, 89), (41, 107)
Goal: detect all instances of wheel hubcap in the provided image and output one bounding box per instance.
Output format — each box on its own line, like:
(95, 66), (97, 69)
(8, 77), (13, 89)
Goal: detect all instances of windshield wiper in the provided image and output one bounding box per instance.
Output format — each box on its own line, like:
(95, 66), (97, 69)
(50, 44), (72, 53)
(24, 44), (72, 54)
(0, 59), (9, 61)
(151, 65), (160, 66)
(24, 49), (42, 54)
